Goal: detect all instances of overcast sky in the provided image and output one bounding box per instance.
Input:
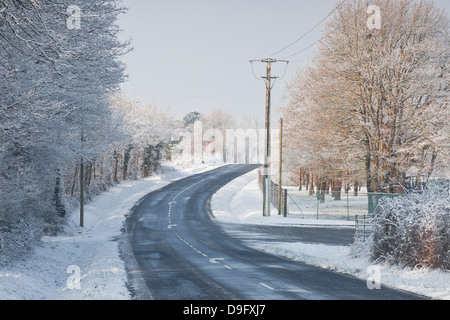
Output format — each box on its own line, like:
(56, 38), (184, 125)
(117, 0), (449, 121)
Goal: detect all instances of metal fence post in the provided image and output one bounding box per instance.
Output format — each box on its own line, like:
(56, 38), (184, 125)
(283, 188), (288, 217)
(316, 190), (319, 220)
(347, 190), (350, 221)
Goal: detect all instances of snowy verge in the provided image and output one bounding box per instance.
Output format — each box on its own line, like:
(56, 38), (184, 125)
(211, 169), (450, 300)
(0, 163), (223, 300)
(212, 169), (354, 227)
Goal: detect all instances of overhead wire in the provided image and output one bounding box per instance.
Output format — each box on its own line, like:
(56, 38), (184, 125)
(282, 0), (415, 60)
(253, 0), (416, 82)
(269, 0), (348, 58)
(250, 60), (263, 80)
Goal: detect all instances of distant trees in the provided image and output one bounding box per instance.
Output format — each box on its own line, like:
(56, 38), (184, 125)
(171, 110), (263, 164)
(181, 111), (203, 128)
(281, 0), (449, 196)
(109, 95), (175, 180)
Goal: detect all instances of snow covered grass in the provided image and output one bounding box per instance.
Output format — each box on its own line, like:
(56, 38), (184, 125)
(285, 186), (372, 221)
(212, 169), (354, 227)
(0, 163), (222, 300)
(211, 169), (450, 300)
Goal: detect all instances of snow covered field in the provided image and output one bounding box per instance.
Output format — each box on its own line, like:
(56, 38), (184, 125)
(1, 165), (448, 300)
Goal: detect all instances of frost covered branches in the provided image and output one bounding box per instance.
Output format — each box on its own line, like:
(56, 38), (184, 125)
(105, 95), (176, 182)
(281, 0), (449, 194)
(0, 1), (131, 264)
(368, 183), (450, 270)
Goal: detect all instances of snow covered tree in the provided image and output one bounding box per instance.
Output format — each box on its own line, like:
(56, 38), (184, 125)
(282, 0), (449, 199)
(0, 0), (129, 264)
(369, 182), (450, 269)
(181, 111), (203, 129)
(109, 94), (175, 179)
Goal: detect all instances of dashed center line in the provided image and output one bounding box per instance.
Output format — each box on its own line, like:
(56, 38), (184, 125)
(175, 232), (208, 257)
(167, 177), (235, 271)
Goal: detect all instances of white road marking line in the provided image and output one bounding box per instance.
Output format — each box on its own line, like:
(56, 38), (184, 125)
(224, 265), (232, 270)
(174, 232), (207, 258)
(209, 258), (225, 264)
(260, 282), (274, 290)
(167, 179), (226, 262)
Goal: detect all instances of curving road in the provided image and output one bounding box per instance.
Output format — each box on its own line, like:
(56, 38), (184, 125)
(124, 164), (424, 300)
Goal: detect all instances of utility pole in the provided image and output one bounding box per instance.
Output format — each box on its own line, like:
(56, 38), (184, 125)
(278, 117), (283, 215)
(250, 58), (289, 217)
(80, 156), (84, 227)
(80, 131), (85, 227)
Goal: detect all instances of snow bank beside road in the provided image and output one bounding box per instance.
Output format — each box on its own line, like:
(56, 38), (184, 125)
(211, 169), (450, 300)
(0, 163), (222, 300)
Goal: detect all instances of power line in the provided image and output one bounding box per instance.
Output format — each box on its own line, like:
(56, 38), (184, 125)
(269, 0), (348, 57)
(250, 60), (263, 80)
(285, 39), (321, 58)
(283, 0), (415, 60)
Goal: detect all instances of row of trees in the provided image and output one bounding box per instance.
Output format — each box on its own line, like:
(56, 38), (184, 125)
(281, 0), (449, 196)
(297, 167), (363, 201)
(66, 95), (175, 206)
(0, 1), (175, 265)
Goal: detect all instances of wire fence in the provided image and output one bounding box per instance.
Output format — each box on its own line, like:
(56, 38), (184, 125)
(284, 188), (401, 221)
(354, 214), (374, 242)
(257, 169), (402, 221)
(258, 170), (287, 216)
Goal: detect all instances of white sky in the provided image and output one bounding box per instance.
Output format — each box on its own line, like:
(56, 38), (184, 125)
(117, 0), (449, 121)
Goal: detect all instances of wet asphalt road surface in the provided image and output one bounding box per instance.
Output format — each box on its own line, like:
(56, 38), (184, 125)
(124, 164), (425, 300)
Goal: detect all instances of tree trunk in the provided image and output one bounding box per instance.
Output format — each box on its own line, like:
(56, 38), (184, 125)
(366, 151), (377, 214)
(319, 180), (326, 203)
(332, 177), (342, 200)
(354, 180), (359, 196)
(308, 167), (314, 195)
(113, 150), (119, 184)
(71, 164), (79, 195)
(426, 149), (438, 183)
(80, 157), (84, 227)
(298, 168), (302, 191)
(122, 145), (133, 181)
(53, 169), (66, 217)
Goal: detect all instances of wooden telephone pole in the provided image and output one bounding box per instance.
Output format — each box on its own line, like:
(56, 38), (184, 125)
(250, 58), (289, 217)
(278, 117), (283, 215)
